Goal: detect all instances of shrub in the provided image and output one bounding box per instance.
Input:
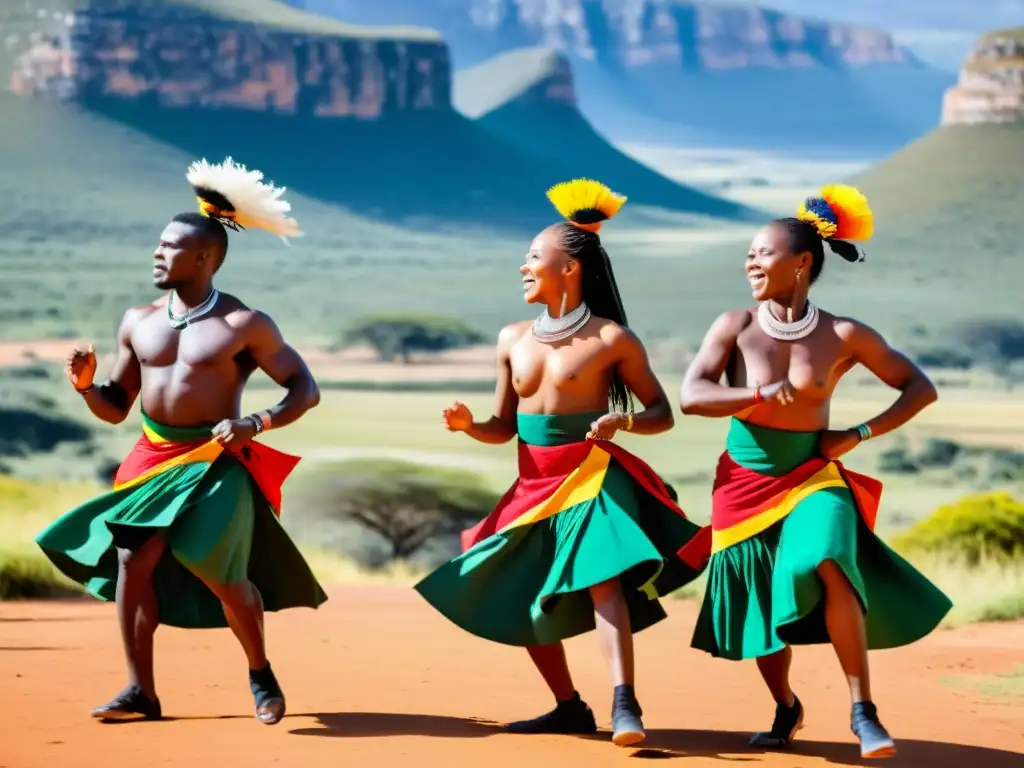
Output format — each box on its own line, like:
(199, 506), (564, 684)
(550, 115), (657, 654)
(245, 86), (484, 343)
(913, 347), (973, 370)
(892, 491), (1024, 565)
(878, 447), (920, 474)
(917, 438), (963, 468)
(0, 407), (93, 458)
(954, 318), (1024, 365)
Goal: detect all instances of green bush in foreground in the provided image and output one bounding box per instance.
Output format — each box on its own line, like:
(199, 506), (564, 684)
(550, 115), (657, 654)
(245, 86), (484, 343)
(892, 491), (1024, 565)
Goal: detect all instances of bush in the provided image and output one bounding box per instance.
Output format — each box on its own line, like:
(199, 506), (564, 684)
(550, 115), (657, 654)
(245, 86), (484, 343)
(917, 438), (963, 468)
(913, 347), (973, 370)
(341, 313), (486, 363)
(878, 447), (920, 474)
(892, 491), (1024, 566)
(0, 407), (93, 459)
(954, 318), (1024, 365)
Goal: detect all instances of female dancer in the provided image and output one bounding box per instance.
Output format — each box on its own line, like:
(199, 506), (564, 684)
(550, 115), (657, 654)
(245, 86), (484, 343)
(678, 184), (952, 759)
(415, 179), (704, 747)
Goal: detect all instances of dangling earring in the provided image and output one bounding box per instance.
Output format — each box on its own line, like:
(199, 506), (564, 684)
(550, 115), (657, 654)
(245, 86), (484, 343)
(788, 268), (804, 323)
(559, 291), (568, 319)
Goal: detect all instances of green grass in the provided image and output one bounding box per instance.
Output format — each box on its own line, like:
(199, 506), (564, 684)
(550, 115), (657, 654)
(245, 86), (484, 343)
(943, 665), (1024, 702)
(841, 124), (1024, 336)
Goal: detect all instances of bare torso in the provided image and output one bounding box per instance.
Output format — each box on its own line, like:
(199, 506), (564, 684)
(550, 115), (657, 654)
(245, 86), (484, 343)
(128, 293), (259, 426)
(505, 317), (626, 414)
(726, 306), (857, 431)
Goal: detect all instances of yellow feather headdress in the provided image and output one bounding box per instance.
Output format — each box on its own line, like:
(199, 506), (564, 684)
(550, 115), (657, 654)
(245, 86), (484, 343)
(546, 178), (627, 233)
(186, 157), (303, 245)
(796, 184), (874, 242)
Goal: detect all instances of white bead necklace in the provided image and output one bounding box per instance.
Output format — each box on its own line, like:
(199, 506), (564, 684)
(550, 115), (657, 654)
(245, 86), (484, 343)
(757, 301), (819, 341)
(532, 301), (591, 343)
(167, 289), (220, 330)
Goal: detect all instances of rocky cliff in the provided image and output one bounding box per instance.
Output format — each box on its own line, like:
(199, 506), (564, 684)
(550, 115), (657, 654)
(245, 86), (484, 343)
(296, 0), (918, 71)
(941, 28), (1024, 125)
(295, 0), (952, 151)
(9, 0), (451, 119)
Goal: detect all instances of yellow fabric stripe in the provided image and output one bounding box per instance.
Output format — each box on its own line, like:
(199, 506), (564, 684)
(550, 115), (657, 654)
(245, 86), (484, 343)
(142, 421), (168, 444)
(710, 461), (848, 554)
(497, 446), (611, 534)
(112, 440), (224, 492)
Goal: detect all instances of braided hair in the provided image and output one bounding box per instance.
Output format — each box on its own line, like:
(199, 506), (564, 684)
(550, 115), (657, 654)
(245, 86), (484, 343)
(552, 222), (633, 415)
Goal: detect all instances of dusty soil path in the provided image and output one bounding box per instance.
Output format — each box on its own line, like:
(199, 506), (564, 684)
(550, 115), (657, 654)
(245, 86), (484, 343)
(2, 590), (1022, 767)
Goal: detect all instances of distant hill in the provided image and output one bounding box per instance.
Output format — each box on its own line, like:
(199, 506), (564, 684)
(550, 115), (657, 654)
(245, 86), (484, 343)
(454, 47), (761, 222)
(295, 0), (957, 154)
(848, 26), (1024, 308)
(846, 117), (1024, 331)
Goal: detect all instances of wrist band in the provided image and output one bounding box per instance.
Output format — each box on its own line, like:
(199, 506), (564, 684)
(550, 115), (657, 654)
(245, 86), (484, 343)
(248, 411), (272, 434)
(855, 423), (872, 441)
(625, 412), (634, 431)
(75, 383), (95, 395)
(753, 383), (763, 404)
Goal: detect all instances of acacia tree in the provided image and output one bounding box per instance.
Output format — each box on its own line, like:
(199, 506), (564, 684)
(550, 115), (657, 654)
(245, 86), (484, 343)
(314, 460), (498, 560)
(341, 313), (485, 363)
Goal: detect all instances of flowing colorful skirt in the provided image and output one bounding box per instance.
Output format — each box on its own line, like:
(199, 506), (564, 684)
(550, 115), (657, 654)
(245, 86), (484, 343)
(415, 411), (705, 647)
(686, 419), (953, 660)
(34, 413), (328, 629)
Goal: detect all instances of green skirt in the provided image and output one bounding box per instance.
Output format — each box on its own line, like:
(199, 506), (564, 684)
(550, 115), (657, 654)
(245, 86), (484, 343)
(691, 419), (952, 660)
(35, 416), (327, 629)
(415, 411), (704, 647)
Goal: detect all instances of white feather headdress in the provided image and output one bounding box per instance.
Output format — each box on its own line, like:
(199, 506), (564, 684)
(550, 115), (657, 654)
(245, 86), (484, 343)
(186, 157), (303, 244)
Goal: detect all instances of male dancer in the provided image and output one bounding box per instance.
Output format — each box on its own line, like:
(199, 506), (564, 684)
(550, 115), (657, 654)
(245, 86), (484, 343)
(37, 158), (328, 724)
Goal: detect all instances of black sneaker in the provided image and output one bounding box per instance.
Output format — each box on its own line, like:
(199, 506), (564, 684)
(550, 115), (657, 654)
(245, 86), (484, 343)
(249, 662), (286, 725)
(90, 684), (162, 722)
(851, 701), (897, 759)
(749, 694), (803, 748)
(504, 691), (598, 735)
(610, 684), (645, 747)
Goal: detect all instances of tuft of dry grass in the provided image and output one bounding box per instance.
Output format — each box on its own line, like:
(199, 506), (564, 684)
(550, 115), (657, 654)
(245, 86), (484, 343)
(299, 546), (427, 587)
(910, 550), (1024, 627)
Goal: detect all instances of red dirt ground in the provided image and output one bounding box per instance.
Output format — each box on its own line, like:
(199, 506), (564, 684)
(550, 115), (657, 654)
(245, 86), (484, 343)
(1, 589), (1022, 768)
